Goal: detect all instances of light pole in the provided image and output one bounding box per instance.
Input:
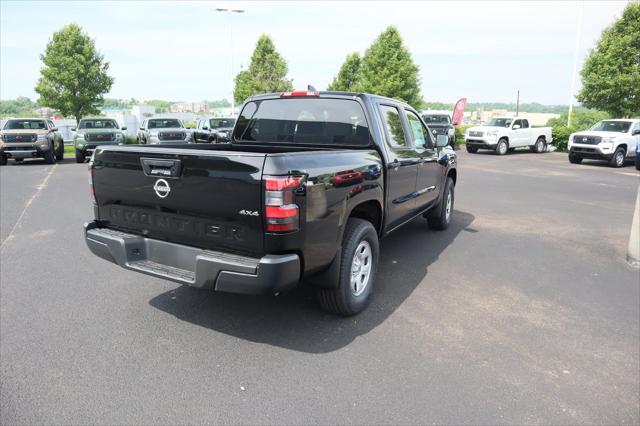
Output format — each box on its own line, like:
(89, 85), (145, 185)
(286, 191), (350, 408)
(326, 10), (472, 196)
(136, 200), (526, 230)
(216, 7), (245, 117)
(568, 0), (584, 128)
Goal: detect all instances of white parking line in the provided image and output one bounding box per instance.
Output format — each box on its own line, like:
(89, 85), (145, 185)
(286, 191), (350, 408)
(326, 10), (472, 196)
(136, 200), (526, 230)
(0, 164), (58, 251)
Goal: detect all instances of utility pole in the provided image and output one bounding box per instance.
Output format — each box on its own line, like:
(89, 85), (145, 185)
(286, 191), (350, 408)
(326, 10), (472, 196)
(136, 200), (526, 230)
(568, 0), (584, 128)
(216, 8), (245, 117)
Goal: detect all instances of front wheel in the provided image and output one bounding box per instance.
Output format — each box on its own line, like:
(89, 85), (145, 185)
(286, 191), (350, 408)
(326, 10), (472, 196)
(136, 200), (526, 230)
(426, 177), (455, 230)
(495, 139), (509, 155)
(635, 156), (640, 171)
(316, 218), (379, 316)
(0, 156), (6, 166)
(609, 147), (625, 168)
(569, 152), (582, 164)
(75, 149), (85, 163)
(44, 146), (56, 164)
(466, 145), (478, 153)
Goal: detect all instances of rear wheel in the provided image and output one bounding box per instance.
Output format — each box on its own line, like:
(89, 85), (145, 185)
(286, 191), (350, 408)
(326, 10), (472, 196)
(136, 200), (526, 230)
(466, 145), (478, 153)
(532, 137), (546, 153)
(316, 218), (379, 316)
(44, 146), (56, 164)
(75, 149), (85, 163)
(569, 152), (582, 164)
(496, 138), (509, 155)
(426, 177), (455, 230)
(609, 147), (625, 168)
(0, 156), (6, 166)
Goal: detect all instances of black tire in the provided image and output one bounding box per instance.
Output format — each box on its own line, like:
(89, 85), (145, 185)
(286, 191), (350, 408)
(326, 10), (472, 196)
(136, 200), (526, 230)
(426, 177), (455, 230)
(466, 145), (478, 153)
(609, 147), (625, 168)
(55, 140), (64, 161)
(532, 137), (546, 153)
(44, 146), (56, 164)
(14, 158), (24, 164)
(569, 152), (582, 164)
(75, 149), (85, 163)
(495, 138), (509, 155)
(635, 156), (640, 171)
(0, 156), (6, 166)
(316, 218), (379, 316)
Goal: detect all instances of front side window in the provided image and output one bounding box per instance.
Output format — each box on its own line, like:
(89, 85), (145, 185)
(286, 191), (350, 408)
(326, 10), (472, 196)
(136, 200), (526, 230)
(513, 119), (522, 129)
(3, 119), (47, 130)
(233, 98), (370, 146)
(405, 110), (432, 149)
(485, 118), (513, 127)
(79, 119), (118, 129)
(148, 119), (182, 129)
(379, 105), (407, 148)
(590, 120), (632, 133)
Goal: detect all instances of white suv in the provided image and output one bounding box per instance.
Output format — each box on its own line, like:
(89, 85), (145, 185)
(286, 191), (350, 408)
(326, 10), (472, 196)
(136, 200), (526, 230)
(568, 119), (640, 167)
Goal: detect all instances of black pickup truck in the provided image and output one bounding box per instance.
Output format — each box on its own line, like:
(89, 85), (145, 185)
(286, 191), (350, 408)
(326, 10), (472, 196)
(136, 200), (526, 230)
(84, 91), (458, 315)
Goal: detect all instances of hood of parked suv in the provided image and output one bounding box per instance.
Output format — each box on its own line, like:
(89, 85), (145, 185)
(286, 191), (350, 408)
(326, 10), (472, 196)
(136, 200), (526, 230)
(572, 130), (625, 138)
(149, 127), (186, 133)
(77, 128), (121, 134)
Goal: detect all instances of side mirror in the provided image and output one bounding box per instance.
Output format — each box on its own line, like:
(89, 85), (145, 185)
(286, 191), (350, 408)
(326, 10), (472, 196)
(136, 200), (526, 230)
(71, 127), (76, 132)
(51, 127), (58, 131)
(139, 127), (145, 131)
(436, 134), (449, 147)
(632, 129), (640, 136)
(513, 124), (521, 129)
(202, 126), (209, 130)
(121, 126), (127, 130)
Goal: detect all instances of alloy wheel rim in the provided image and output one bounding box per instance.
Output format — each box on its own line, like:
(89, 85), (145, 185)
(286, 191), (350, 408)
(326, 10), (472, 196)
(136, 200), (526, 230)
(617, 152), (624, 166)
(351, 240), (372, 296)
(537, 141), (543, 152)
(445, 190), (452, 222)
(499, 142), (507, 154)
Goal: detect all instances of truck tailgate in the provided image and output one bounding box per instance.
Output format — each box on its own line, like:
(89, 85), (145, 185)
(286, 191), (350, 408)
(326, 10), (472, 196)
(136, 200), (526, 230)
(91, 146), (266, 256)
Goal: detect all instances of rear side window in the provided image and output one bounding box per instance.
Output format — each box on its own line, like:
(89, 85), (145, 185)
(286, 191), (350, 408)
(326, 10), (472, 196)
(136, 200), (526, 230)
(379, 105), (407, 147)
(233, 98), (370, 146)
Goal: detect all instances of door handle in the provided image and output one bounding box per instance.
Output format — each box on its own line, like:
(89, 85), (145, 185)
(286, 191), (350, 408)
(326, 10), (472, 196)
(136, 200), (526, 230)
(140, 158), (182, 177)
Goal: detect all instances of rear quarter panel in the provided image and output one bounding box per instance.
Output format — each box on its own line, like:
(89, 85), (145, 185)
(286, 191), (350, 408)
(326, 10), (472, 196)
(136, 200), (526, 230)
(263, 149), (384, 275)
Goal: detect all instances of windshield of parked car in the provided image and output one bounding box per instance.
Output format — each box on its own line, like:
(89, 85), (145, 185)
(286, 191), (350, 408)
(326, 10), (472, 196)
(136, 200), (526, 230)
(148, 119), (182, 129)
(484, 118), (513, 127)
(422, 114), (451, 124)
(210, 118), (235, 128)
(233, 98), (370, 146)
(589, 120), (631, 133)
(79, 119), (118, 129)
(3, 119), (47, 130)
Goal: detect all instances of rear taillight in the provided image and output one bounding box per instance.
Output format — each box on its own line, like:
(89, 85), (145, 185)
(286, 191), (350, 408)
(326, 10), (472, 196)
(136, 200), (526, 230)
(88, 161), (96, 203)
(264, 175), (304, 232)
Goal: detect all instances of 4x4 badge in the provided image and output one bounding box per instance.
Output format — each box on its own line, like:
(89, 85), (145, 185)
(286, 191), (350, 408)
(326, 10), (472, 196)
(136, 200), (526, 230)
(153, 179), (171, 198)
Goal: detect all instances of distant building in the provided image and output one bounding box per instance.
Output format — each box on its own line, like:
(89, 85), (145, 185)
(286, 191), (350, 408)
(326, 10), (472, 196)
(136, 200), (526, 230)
(170, 102), (209, 113)
(34, 107), (56, 117)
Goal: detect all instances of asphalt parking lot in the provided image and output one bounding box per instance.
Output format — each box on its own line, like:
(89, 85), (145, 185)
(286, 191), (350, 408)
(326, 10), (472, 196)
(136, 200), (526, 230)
(1, 149), (638, 425)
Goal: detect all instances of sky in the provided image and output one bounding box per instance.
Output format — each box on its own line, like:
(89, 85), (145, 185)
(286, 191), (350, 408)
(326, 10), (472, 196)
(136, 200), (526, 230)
(0, 0), (631, 105)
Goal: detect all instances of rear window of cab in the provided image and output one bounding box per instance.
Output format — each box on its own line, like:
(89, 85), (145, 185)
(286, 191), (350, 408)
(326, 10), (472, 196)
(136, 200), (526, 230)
(233, 98), (370, 146)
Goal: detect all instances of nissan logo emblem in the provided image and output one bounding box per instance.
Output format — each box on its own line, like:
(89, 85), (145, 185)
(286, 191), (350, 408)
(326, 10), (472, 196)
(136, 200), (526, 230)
(153, 179), (170, 198)
(582, 137), (588, 142)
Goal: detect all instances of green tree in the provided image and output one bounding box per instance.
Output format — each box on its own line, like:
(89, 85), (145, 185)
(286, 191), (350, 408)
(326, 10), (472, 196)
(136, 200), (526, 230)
(233, 35), (293, 103)
(328, 52), (361, 91)
(577, 2), (640, 117)
(35, 24), (113, 122)
(356, 26), (422, 107)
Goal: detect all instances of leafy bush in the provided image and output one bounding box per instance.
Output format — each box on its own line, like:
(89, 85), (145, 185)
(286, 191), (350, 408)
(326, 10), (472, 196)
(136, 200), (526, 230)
(546, 109), (609, 152)
(454, 125), (470, 145)
(182, 120), (196, 129)
(551, 125), (575, 152)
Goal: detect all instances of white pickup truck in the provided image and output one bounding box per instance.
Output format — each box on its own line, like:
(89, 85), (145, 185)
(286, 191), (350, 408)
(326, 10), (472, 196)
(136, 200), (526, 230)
(464, 117), (553, 155)
(568, 119), (640, 168)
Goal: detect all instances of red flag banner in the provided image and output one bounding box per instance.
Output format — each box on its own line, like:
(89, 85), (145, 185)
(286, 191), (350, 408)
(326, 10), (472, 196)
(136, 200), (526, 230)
(451, 98), (467, 125)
